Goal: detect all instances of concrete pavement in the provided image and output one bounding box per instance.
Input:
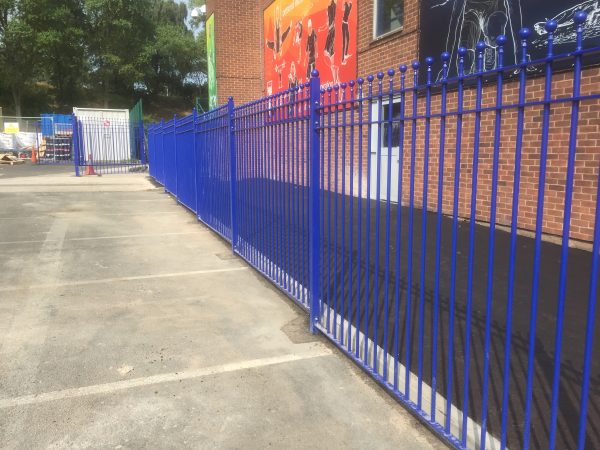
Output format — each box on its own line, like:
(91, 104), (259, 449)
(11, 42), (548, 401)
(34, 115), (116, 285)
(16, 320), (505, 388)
(0, 165), (445, 449)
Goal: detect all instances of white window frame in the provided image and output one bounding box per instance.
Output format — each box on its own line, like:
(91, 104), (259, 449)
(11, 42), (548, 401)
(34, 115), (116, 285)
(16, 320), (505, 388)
(373, 0), (404, 40)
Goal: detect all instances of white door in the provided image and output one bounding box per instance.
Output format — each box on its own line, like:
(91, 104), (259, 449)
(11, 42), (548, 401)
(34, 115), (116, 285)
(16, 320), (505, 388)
(370, 99), (401, 203)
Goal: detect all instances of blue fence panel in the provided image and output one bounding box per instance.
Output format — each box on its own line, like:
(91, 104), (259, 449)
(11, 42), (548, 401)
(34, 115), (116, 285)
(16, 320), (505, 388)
(37, 115), (74, 165)
(74, 117), (146, 174)
(233, 87), (311, 309)
(146, 12), (600, 450)
(163, 119), (177, 194)
(195, 105), (232, 241)
(148, 123), (157, 180)
(174, 114), (196, 212)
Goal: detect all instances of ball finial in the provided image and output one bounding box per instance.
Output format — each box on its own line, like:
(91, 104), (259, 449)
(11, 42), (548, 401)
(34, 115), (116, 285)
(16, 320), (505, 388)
(545, 20), (558, 33)
(519, 28), (531, 39)
(574, 11), (588, 25)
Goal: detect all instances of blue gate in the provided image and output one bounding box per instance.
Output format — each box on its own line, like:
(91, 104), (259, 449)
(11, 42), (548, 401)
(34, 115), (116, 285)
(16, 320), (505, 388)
(147, 14), (600, 450)
(73, 116), (146, 175)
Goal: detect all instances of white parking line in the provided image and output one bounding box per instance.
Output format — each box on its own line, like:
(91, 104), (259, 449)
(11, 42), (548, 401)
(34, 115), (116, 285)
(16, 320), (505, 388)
(0, 211), (179, 220)
(0, 231), (206, 246)
(0, 346), (332, 409)
(0, 267), (249, 292)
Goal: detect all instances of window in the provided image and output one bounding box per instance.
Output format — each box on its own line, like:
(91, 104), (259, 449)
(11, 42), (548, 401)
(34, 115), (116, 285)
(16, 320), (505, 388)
(381, 100), (402, 148)
(369, 97), (402, 203)
(374, 0), (404, 38)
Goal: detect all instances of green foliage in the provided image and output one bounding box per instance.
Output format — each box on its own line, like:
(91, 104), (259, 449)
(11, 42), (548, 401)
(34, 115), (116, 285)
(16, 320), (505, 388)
(0, 0), (207, 115)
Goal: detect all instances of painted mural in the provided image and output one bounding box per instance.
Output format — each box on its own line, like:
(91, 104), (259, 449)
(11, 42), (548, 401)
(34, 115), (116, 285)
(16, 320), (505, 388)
(264, 0), (357, 95)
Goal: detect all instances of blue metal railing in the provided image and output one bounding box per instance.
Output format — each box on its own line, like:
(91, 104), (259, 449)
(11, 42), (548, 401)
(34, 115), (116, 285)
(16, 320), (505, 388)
(147, 13), (600, 450)
(73, 116), (146, 175)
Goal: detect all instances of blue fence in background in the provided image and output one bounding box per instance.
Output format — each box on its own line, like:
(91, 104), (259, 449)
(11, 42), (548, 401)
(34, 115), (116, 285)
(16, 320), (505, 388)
(36, 115), (74, 165)
(72, 116), (146, 175)
(148, 14), (600, 450)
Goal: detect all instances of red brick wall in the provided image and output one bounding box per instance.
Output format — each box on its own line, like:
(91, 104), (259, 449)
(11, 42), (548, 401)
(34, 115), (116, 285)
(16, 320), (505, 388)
(357, 0), (420, 76)
(206, 0), (600, 242)
(206, 0), (264, 105)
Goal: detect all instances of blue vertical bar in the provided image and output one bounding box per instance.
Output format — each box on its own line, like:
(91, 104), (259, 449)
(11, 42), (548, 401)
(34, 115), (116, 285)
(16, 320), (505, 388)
(364, 75), (374, 366)
(577, 130), (600, 450)
(501, 27), (532, 450)
(383, 69), (395, 382)
(431, 53), (449, 422)
(334, 84), (340, 339)
(374, 71), (384, 373)
(319, 88), (325, 309)
(348, 79), (356, 352)
(393, 65), (407, 390)
(406, 62), (419, 397)
(286, 92), (292, 294)
(192, 109), (199, 217)
(161, 119), (166, 189)
(309, 70), (321, 334)
(268, 98), (275, 280)
(521, 23), (549, 448)
(381, 69), (396, 382)
(446, 47), (467, 434)
(140, 120), (147, 164)
(549, 12), (587, 450)
(173, 114), (178, 197)
(72, 114), (80, 177)
(326, 87), (333, 333)
(297, 88), (304, 299)
(418, 57), (433, 409)
(462, 41), (485, 447)
(340, 82), (347, 345)
(355, 77), (365, 359)
(480, 35), (506, 450)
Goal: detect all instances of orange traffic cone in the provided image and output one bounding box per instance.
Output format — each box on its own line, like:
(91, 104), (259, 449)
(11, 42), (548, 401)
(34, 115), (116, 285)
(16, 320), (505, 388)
(31, 146), (37, 164)
(84, 153), (98, 176)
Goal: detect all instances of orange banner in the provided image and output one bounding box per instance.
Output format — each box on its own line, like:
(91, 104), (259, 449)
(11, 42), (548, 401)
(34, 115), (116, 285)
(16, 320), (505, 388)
(264, 0), (357, 95)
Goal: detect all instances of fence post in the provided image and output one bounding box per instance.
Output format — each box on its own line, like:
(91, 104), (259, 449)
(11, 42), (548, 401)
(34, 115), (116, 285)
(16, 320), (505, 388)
(308, 70), (321, 334)
(72, 114), (80, 177)
(173, 114), (178, 197)
(228, 97), (238, 253)
(140, 120), (146, 164)
(192, 108), (199, 218)
(161, 119), (166, 188)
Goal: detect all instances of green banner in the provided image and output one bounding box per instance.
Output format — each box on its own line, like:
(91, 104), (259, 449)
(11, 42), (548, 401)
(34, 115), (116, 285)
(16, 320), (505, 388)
(206, 14), (217, 110)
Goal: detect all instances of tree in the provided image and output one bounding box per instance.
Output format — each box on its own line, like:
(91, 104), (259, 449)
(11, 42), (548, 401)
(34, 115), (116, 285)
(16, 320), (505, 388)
(0, 0), (38, 117)
(85, 0), (154, 106)
(142, 0), (205, 97)
(21, 0), (86, 107)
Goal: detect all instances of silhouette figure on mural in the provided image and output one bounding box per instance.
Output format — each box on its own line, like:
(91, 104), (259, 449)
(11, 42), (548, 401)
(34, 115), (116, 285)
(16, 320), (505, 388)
(266, 6), (292, 88)
(306, 19), (319, 80)
(320, 0), (340, 83)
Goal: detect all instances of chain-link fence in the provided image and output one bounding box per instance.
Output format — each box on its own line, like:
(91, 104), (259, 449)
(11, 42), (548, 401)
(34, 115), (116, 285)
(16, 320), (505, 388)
(0, 116), (41, 157)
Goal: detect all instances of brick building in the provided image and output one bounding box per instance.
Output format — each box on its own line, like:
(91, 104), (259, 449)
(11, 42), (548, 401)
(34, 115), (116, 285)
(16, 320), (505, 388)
(206, 0), (421, 104)
(205, 0), (600, 242)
